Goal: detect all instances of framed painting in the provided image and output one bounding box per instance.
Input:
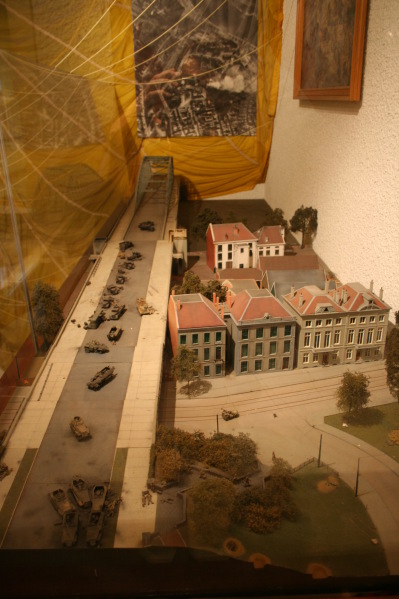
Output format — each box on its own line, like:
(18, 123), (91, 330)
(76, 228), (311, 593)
(293, 0), (368, 101)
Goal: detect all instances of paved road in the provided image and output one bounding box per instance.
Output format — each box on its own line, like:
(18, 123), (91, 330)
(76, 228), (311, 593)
(159, 360), (399, 574)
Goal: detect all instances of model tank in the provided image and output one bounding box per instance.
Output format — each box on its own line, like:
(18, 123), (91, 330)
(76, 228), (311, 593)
(109, 304), (126, 320)
(87, 366), (115, 390)
(84, 340), (109, 354)
(136, 298), (154, 315)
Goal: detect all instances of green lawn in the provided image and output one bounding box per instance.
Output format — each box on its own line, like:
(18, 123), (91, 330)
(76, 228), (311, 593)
(180, 463), (388, 578)
(324, 402), (399, 463)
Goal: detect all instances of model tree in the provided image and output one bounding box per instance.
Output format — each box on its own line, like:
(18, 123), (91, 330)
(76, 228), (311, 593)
(191, 208), (223, 240)
(261, 206), (288, 230)
(31, 281), (64, 349)
(289, 205), (318, 248)
(386, 323), (399, 402)
(188, 478), (235, 546)
(336, 370), (370, 421)
(173, 271), (227, 303)
(171, 346), (201, 395)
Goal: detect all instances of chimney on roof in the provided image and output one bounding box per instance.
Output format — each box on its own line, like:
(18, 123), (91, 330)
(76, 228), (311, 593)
(171, 289), (175, 295)
(343, 289), (348, 303)
(216, 296), (219, 307)
(334, 289), (339, 303)
(324, 274), (329, 292)
(227, 291), (232, 308)
(264, 312), (269, 319)
(290, 285), (295, 298)
(299, 293), (304, 307)
(177, 299), (181, 310)
(281, 226), (285, 242)
(225, 233), (228, 239)
(370, 279), (374, 293)
(233, 225), (239, 236)
(221, 305), (224, 319)
(379, 287), (384, 300)
(213, 292), (216, 305)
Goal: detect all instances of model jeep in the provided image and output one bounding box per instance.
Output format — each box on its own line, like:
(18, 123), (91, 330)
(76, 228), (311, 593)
(84, 340), (109, 354)
(49, 488), (75, 517)
(87, 366), (115, 390)
(221, 408), (239, 421)
(136, 298), (154, 315)
(138, 221), (155, 231)
(109, 304), (126, 320)
(107, 326), (123, 342)
(70, 416), (91, 440)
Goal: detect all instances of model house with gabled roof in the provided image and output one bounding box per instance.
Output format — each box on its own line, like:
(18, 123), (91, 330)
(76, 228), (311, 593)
(256, 225), (286, 258)
(168, 293), (227, 378)
(225, 288), (296, 375)
(206, 222), (257, 272)
(281, 280), (390, 368)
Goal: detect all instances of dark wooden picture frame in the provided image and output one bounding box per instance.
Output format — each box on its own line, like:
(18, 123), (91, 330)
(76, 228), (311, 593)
(293, 0), (368, 101)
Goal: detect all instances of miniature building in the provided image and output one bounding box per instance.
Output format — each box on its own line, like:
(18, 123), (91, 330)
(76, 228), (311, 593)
(226, 288), (296, 375)
(282, 281), (390, 368)
(206, 223), (257, 272)
(255, 225), (286, 258)
(168, 293), (227, 378)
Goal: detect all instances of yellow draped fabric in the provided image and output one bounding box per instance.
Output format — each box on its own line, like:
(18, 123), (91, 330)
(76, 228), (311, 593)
(0, 0), (283, 374)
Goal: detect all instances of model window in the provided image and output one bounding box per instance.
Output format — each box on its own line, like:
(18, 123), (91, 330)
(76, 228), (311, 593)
(228, 244), (232, 251)
(326, 319), (332, 326)
(204, 348), (210, 361)
(346, 349), (353, 360)
(304, 332), (311, 347)
(256, 327), (263, 339)
(365, 348), (371, 357)
(259, 249), (263, 256)
(350, 317), (356, 325)
(367, 329), (374, 344)
(215, 331), (222, 343)
(305, 320), (312, 327)
(275, 247), (280, 255)
(270, 341), (277, 354)
(228, 252), (232, 260)
(334, 330), (341, 345)
(215, 364), (222, 376)
(215, 346), (222, 360)
(335, 318), (342, 325)
(192, 333), (198, 344)
(369, 316), (375, 323)
(180, 334), (186, 345)
(313, 353), (319, 363)
(255, 342), (263, 356)
(284, 325), (291, 336)
(239, 264), (244, 268)
(357, 329), (364, 345)
(218, 262), (222, 269)
(347, 329), (354, 344)
(377, 328), (383, 341)
(242, 329), (249, 340)
(332, 351), (338, 361)
(379, 315), (385, 322)
(240, 248), (244, 253)
(218, 244), (222, 251)
(241, 361), (248, 373)
(255, 359), (262, 372)
(324, 331), (331, 347)
(283, 340), (291, 353)
(270, 326), (277, 338)
(268, 358), (276, 370)
(266, 247), (271, 256)
(204, 365), (210, 377)
(241, 344), (248, 358)
(218, 253), (222, 261)
(282, 356), (290, 370)
(374, 347), (381, 356)
(316, 320), (322, 327)
(314, 332), (321, 349)
(204, 332), (210, 344)
(360, 316), (366, 324)
(303, 353), (309, 364)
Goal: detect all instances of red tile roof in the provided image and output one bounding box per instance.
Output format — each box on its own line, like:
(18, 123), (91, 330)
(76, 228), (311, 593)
(331, 283), (390, 311)
(208, 223), (256, 243)
(171, 294), (226, 330)
(256, 226), (284, 245)
(230, 289), (293, 322)
(217, 267), (263, 281)
(259, 254), (319, 272)
(283, 285), (344, 315)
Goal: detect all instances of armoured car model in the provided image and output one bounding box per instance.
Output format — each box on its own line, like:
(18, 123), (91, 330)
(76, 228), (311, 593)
(86, 510), (105, 547)
(106, 285), (122, 295)
(62, 511), (79, 547)
(91, 483), (108, 512)
(126, 251), (142, 261)
(136, 298), (154, 315)
(84, 340), (109, 354)
(119, 240), (134, 251)
(139, 221), (155, 231)
(107, 326), (123, 342)
(101, 296), (113, 309)
(87, 366), (115, 391)
(109, 304), (126, 320)
(70, 475), (92, 508)
(84, 309), (106, 329)
(115, 275), (127, 285)
(70, 416), (91, 440)
(221, 408), (239, 421)
(49, 488), (75, 517)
